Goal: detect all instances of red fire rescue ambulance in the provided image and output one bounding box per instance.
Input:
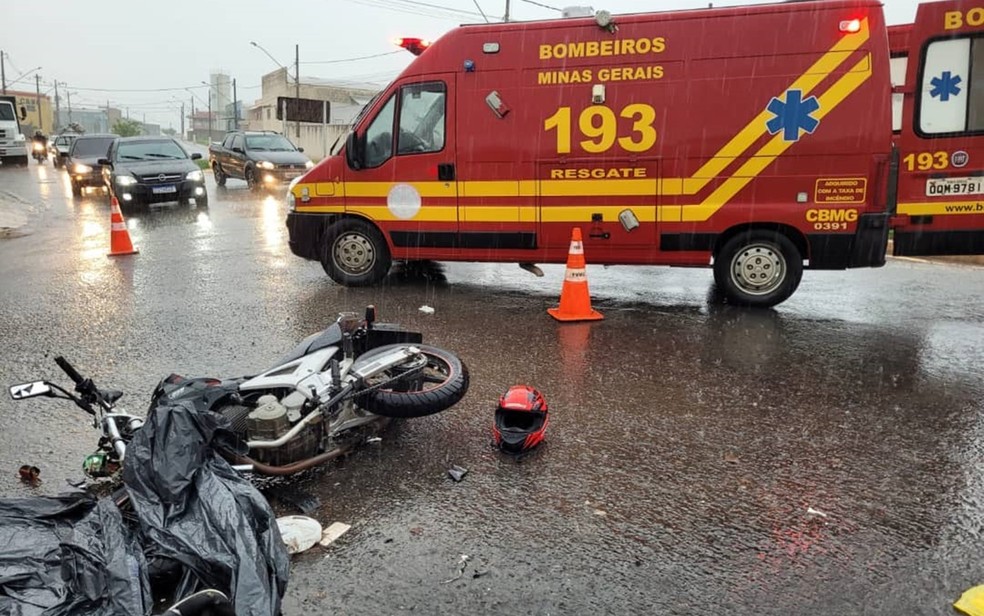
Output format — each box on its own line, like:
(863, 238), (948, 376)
(286, 0), (984, 308)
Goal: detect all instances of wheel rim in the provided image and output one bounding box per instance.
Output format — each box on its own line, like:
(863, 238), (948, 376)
(332, 232), (376, 275)
(366, 352), (453, 394)
(729, 242), (787, 296)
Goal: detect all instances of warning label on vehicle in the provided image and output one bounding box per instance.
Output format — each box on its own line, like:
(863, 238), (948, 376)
(815, 178), (867, 204)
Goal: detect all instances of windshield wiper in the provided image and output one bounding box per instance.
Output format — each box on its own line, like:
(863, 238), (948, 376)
(145, 153), (181, 159)
(250, 147), (268, 151)
(119, 155), (145, 160)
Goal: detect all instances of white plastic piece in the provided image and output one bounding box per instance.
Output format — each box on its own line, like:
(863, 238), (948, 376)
(806, 506), (828, 518)
(419, 305), (436, 314)
(276, 516), (323, 555)
(592, 84), (606, 104)
(319, 522), (352, 547)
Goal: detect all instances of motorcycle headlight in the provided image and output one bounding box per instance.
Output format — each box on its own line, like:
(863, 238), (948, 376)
(73, 163), (92, 174)
(305, 160), (314, 169)
(116, 174), (138, 186)
(33, 142), (44, 151)
(186, 169), (204, 182)
(257, 161), (276, 170)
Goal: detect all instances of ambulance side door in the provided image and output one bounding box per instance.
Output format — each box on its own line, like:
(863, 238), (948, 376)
(345, 76), (458, 249)
(894, 9), (984, 256)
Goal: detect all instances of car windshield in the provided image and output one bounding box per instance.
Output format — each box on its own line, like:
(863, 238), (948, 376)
(55, 136), (76, 146)
(72, 138), (115, 157)
(0, 103), (14, 122)
(116, 140), (187, 161)
(245, 135), (295, 152)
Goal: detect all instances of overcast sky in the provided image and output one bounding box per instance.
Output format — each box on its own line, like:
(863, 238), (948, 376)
(3, 0), (920, 130)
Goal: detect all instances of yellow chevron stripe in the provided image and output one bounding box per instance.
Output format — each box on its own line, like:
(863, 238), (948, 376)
(680, 54), (873, 222)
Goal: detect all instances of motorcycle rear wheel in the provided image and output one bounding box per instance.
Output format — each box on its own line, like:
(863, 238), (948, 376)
(354, 344), (469, 418)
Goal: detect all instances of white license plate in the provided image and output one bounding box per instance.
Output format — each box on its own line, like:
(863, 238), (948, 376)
(926, 177), (984, 197)
(152, 185), (177, 195)
(285, 172), (300, 179)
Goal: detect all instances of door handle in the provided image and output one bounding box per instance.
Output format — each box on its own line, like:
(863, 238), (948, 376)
(438, 163), (455, 181)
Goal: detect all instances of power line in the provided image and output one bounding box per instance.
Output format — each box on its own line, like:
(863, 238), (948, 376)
(62, 84), (212, 93)
(520, 0), (561, 11)
(344, 0), (481, 21)
(301, 50), (402, 65)
(472, 0), (490, 22)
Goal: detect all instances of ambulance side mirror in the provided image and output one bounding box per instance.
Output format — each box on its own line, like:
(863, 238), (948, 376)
(345, 131), (364, 170)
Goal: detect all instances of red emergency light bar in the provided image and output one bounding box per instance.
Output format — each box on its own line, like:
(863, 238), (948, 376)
(395, 37), (431, 56)
(839, 18), (862, 33)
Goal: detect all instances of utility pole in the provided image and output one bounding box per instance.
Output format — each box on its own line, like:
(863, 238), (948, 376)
(54, 81), (61, 131)
(189, 96), (195, 141)
(180, 103), (185, 140)
(232, 77), (238, 130)
(207, 94), (212, 142)
(1, 51), (6, 94)
(67, 90), (72, 124)
(504, 0), (510, 22)
(295, 44), (300, 138)
(35, 74), (43, 131)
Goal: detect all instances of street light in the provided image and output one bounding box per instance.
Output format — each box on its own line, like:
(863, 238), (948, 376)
(10, 65), (42, 86)
(250, 41), (286, 70)
(250, 40), (300, 138)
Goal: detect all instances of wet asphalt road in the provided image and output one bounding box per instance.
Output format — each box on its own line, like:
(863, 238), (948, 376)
(1, 162), (983, 615)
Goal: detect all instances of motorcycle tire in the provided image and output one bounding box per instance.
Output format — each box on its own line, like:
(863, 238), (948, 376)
(353, 344), (469, 418)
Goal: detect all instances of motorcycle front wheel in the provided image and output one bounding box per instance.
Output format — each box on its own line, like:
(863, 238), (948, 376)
(354, 344), (469, 418)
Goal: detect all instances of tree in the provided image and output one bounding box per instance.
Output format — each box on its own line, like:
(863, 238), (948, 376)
(112, 118), (143, 137)
(162, 127), (177, 137)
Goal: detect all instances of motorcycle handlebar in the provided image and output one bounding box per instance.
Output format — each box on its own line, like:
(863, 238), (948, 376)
(54, 356), (85, 385)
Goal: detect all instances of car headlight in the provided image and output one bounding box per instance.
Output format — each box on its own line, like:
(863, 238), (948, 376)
(305, 160), (314, 169)
(73, 163), (92, 174)
(257, 161), (275, 170)
(116, 174), (138, 186)
(186, 169), (204, 182)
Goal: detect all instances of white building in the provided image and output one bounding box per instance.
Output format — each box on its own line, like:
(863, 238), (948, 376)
(243, 68), (380, 159)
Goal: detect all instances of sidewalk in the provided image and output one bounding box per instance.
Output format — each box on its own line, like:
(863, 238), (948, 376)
(887, 239), (984, 267)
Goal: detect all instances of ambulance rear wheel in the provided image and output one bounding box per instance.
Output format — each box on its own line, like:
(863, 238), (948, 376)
(713, 231), (802, 308)
(322, 218), (392, 286)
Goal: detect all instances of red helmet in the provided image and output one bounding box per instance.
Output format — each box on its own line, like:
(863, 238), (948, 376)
(493, 385), (548, 453)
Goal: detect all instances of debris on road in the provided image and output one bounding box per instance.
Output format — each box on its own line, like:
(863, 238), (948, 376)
(441, 554), (472, 584)
(366, 436), (383, 444)
(319, 522), (352, 548)
(447, 465), (468, 482)
(419, 305), (436, 314)
(955, 584), (984, 616)
(723, 452), (740, 464)
(806, 507), (829, 518)
(17, 465), (40, 486)
(276, 516), (323, 555)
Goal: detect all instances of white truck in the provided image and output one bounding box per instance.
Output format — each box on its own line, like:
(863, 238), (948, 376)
(0, 95), (29, 166)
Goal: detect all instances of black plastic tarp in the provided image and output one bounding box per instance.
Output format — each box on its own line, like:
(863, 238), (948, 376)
(0, 378), (289, 616)
(122, 387), (289, 616)
(0, 494), (150, 616)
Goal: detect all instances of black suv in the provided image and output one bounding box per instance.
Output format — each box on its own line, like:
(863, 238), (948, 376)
(100, 137), (208, 209)
(63, 134), (117, 197)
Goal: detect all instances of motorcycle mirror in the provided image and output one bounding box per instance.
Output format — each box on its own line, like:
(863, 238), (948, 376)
(9, 381), (53, 400)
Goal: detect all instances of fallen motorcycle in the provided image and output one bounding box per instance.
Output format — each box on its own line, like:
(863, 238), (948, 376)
(9, 305), (469, 479)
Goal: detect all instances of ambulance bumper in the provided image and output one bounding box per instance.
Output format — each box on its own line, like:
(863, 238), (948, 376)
(807, 212), (890, 269)
(286, 211), (324, 261)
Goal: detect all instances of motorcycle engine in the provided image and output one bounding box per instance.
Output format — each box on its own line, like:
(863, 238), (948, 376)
(246, 394), (321, 466)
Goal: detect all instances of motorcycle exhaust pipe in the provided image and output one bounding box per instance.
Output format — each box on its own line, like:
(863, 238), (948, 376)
(229, 444), (354, 476)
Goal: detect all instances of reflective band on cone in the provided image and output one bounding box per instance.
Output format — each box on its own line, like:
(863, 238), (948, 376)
(107, 195), (138, 257)
(548, 227), (603, 322)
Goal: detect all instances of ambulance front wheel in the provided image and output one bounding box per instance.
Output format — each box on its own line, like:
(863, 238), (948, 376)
(713, 231), (802, 308)
(321, 218), (392, 286)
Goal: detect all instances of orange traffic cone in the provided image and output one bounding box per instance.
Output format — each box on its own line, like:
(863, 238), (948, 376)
(108, 196), (138, 257)
(548, 227), (603, 322)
